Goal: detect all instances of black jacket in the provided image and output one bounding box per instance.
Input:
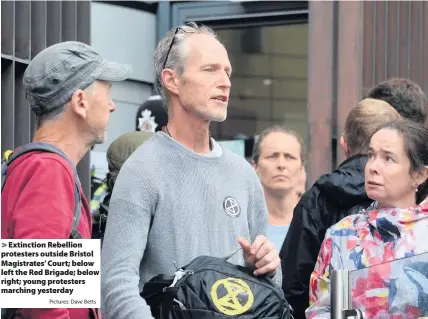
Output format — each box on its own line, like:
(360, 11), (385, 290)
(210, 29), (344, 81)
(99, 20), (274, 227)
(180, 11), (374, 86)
(279, 155), (373, 319)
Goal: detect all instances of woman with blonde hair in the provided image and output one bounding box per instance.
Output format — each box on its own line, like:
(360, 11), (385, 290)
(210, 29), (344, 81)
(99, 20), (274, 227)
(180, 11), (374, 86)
(252, 125), (305, 250)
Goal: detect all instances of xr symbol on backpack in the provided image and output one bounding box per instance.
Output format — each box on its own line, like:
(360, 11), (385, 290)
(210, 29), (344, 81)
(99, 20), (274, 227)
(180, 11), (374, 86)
(210, 277), (254, 315)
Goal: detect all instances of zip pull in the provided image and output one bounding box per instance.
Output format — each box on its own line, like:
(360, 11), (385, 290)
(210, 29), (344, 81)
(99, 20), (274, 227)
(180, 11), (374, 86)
(223, 247), (243, 261)
(172, 261), (179, 271)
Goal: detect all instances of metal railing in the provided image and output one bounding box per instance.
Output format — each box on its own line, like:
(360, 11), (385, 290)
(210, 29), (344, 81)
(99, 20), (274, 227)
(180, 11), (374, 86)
(331, 252), (428, 319)
(331, 270), (362, 319)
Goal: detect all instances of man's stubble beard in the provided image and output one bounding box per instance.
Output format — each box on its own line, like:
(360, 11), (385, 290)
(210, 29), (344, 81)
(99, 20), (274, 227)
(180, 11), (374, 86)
(194, 105), (228, 123)
(89, 127), (106, 147)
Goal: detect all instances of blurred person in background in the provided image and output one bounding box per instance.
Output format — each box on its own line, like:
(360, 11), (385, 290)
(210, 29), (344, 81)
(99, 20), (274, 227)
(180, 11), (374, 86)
(365, 77), (428, 125)
(100, 22), (281, 319)
(90, 95), (167, 215)
(135, 95), (168, 133)
(1, 41), (131, 319)
(252, 125), (306, 250)
(280, 98), (402, 319)
(307, 120), (428, 319)
(92, 131), (153, 242)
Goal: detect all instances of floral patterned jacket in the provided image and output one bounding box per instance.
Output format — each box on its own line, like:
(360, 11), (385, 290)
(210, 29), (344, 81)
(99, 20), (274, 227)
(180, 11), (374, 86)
(306, 198), (428, 319)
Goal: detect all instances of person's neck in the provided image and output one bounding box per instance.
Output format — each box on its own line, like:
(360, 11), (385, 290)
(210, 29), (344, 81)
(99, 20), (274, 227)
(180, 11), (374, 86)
(377, 196), (417, 210)
(265, 190), (299, 226)
(33, 122), (90, 166)
(167, 103), (212, 154)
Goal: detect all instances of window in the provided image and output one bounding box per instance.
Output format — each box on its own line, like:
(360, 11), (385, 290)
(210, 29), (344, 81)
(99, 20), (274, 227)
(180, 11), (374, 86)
(211, 24), (308, 147)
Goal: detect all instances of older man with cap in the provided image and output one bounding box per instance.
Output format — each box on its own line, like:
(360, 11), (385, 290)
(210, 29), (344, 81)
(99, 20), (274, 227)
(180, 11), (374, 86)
(1, 41), (131, 319)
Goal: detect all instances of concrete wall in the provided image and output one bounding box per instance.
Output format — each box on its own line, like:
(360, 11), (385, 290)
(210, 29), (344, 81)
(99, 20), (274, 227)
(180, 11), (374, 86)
(90, 2), (156, 176)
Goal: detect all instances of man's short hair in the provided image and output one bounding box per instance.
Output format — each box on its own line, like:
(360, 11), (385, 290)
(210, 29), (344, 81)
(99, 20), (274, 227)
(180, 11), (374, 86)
(343, 98), (401, 156)
(153, 22), (216, 103)
(365, 78), (428, 124)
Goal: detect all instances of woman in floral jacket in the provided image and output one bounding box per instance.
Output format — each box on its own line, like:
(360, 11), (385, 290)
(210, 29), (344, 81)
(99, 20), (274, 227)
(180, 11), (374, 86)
(307, 120), (428, 319)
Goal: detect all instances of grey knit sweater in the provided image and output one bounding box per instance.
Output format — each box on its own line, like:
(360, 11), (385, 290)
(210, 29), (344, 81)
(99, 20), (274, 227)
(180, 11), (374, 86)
(100, 132), (282, 319)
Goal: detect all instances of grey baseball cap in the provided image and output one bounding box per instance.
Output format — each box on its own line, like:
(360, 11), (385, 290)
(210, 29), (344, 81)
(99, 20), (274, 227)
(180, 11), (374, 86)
(24, 41), (132, 115)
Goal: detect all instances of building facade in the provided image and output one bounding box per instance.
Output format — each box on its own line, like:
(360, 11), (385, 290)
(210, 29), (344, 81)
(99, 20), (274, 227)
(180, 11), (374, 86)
(2, 1), (428, 194)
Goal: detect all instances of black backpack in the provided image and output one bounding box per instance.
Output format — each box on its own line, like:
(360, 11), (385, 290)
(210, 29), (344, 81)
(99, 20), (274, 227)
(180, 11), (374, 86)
(1, 142), (83, 319)
(141, 254), (292, 319)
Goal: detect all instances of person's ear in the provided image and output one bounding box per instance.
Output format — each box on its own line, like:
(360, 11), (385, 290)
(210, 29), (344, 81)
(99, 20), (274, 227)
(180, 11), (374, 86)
(69, 89), (91, 119)
(340, 136), (350, 158)
(161, 69), (180, 96)
(413, 166), (428, 191)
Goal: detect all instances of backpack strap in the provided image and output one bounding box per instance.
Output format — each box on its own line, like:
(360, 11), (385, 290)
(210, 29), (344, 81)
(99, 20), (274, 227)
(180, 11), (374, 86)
(2, 142), (83, 239)
(160, 287), (178, 319)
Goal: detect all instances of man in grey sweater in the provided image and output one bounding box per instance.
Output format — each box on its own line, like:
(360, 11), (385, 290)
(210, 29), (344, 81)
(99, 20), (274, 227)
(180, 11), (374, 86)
(100, 22), (281, 319)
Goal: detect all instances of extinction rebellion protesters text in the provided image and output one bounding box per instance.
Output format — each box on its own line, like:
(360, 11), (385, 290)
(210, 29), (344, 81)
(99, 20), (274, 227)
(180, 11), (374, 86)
(0, 240), (101, 308)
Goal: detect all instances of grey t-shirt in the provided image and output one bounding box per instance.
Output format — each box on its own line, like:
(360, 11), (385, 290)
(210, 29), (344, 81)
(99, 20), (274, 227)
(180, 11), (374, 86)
(158, 132), (223, 158)
(100, 132), (280, 319)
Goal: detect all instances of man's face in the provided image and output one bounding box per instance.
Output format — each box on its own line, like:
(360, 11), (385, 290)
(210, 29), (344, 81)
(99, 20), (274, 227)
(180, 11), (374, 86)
(85, 80), (116, 144)
(176, 34), (232, 122)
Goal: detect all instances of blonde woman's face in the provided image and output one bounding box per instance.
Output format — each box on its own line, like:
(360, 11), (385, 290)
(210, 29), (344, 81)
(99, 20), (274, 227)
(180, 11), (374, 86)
(254, 132), (303, 195)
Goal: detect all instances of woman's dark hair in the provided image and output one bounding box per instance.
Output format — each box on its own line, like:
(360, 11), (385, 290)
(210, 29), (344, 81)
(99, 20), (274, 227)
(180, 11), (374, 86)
(373, 120), (428, 204)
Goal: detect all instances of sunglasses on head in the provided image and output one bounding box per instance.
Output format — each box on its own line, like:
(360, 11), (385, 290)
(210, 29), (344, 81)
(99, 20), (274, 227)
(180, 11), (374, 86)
(163, 25), (197, 70)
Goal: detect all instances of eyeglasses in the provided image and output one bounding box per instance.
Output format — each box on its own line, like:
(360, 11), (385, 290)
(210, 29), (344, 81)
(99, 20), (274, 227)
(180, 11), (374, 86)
(163, 26), (196, 70)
